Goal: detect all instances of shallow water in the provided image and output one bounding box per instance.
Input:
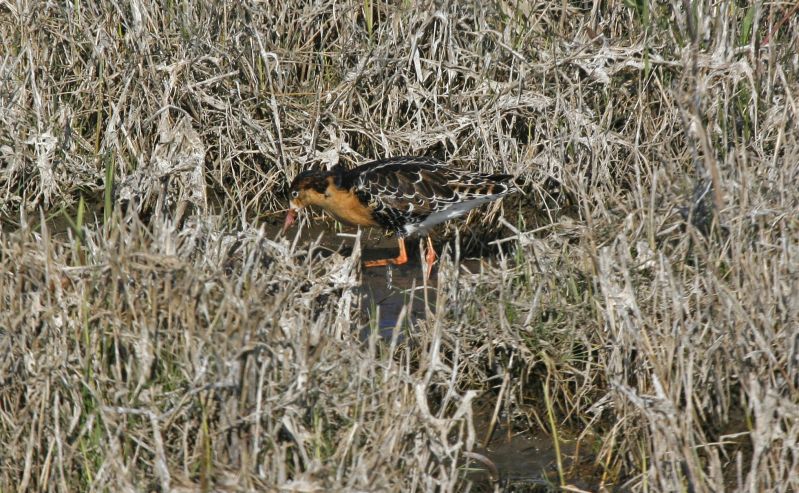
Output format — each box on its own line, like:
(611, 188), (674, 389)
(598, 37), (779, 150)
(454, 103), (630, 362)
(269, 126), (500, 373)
(468, 394), (599, 491)
(275, 218), (600, 490)
(273, 216), (451, 335)
(34, 207), (600, 490)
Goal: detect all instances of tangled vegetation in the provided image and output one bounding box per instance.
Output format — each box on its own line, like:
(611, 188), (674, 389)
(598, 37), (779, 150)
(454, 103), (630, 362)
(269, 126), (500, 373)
(1, 1), (797, 491)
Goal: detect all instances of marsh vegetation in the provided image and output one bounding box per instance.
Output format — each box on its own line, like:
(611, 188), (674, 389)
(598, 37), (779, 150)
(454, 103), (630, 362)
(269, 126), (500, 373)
(1, 1), (798, 491)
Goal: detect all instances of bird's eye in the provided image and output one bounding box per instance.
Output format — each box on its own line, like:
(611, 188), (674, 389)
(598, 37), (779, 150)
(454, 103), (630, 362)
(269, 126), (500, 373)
(291, 190), (299, 198)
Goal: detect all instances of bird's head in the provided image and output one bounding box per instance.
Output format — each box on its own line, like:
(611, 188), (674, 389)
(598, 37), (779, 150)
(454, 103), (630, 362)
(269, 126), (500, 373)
(283, 168), (339, 232)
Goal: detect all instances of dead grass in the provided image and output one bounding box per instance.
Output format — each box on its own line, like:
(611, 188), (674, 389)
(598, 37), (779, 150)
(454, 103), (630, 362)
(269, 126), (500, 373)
(2, 0), (798, 491)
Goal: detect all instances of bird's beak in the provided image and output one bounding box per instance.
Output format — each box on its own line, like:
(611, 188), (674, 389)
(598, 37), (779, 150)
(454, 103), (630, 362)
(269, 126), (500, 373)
(282, 200), (299, 233)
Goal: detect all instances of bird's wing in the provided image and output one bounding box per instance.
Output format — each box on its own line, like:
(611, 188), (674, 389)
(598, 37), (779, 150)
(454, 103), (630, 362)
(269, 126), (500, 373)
(352, 157), (460, 216)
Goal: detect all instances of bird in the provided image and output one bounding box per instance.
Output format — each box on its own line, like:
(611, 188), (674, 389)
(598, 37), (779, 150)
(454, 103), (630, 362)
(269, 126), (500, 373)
(282, 156), (518, 274)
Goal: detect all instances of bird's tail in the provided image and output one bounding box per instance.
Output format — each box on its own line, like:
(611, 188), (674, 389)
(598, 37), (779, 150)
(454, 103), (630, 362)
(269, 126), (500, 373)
(465, 173), (519, 197)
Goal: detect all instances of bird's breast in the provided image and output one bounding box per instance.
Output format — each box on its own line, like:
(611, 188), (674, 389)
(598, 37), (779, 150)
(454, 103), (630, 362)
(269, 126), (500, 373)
(322, 188), (379, 228)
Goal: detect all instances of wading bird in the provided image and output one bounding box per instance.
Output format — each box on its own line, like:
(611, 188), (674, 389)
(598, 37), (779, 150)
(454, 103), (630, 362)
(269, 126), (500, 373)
(283, 156), (517, 274)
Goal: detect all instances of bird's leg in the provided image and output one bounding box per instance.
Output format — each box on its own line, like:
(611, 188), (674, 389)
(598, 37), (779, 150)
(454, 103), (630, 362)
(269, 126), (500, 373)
(424, 236), (437, 277)
(364, 237), (408, 268)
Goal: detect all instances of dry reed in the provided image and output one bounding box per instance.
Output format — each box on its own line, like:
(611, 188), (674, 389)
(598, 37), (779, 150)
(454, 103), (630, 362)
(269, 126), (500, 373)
(1, 1), (798, 491)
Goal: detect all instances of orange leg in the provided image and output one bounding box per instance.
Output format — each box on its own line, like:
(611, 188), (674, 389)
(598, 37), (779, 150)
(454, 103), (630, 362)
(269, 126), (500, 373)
(364, 237), (408, 268)
(424, 236), (437, 277)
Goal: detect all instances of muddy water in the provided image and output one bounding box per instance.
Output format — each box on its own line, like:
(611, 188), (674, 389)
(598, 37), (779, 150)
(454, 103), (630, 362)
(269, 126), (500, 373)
(272, 215), (451, 338)
(468, 394), (600, 491)
(31, 207), (599, 491)
(275, 217), (600, 491)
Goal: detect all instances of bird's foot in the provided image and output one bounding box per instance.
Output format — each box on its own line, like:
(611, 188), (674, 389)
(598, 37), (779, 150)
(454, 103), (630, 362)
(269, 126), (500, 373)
(363, 238), (408, 268)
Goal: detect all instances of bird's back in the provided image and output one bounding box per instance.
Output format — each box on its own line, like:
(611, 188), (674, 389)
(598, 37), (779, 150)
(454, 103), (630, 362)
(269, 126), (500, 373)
(342, 156), (516, 236)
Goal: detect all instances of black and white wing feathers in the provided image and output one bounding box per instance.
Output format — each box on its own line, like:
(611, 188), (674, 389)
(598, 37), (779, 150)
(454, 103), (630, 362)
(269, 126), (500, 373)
(344, 156), (516, 236)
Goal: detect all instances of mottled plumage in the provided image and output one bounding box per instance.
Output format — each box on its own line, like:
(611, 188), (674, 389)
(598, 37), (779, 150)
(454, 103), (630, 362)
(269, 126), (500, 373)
(345, 156), (516, 236)
(283, 156), (518, 271)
